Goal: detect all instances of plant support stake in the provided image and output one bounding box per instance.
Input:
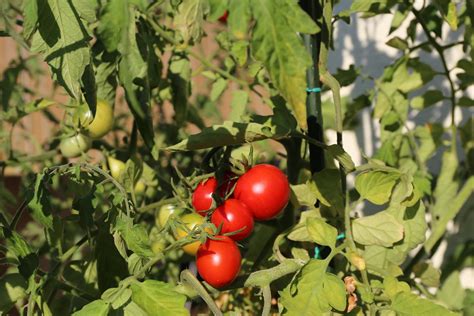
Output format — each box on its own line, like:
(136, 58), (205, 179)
(301, 0), (325, 173)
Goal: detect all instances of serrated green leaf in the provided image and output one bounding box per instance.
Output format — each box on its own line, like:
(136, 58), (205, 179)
(290, 183), (317, 208)
(26, 172), (53, 229)
(352, 211), (404, 247)
(0, 274), (27, 312)
(251, 0), (319, 130)
(391, 292), (458, 315)
(130, 280), (188, 316)
(174, 0), (209, 44)
(228, 0), (250, 39)
(309, 169), (344, 214)
(363, 245), (403, 277)
(210, 77), (228, 101)
(229, 90), (248, 121)
(411, 90), (444, 110)
(323, 273), (347, 311)
(22, 0), (38, 39)
(355, 171), (400, 205)
(97, 0), (129, 52)
(413, 262), (441, 288)
(166, 120), (291, 151)
(169, 53), (191, 124)
(327, 144), (356, 172)
(116, 217), (153, 258)
(73, 299), (110, 316)
(437, 271), (465, 310)
(383, 276), (410, 299)
(386, 37), (408, 50)
(31, 0), (91, 99)
(306, 218), (338, 248)
(279, 260), (331, 315)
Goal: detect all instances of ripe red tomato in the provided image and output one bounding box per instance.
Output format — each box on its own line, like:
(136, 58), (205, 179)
(192, 177), (218, 215)
(234, 164), (290, 221)
(211, 199), (254, 241)
(218, 11), (229, 23)
(196, 236), (241, 288)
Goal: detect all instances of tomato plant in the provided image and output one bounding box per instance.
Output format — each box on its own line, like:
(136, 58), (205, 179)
(0, 0), (472, 315)
(196, 236), (241, 288)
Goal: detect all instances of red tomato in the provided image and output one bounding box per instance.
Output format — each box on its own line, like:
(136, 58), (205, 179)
(234, 164), (290, 221)
(211, 199), (254, 241)
(192, 175), (237, 215)
(196, 236), (241, 288)
(192, 177), (218, 215)
(218, 11), (229, 23)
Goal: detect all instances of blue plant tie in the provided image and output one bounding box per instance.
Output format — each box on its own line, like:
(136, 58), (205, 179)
(313, 233), (346, 259)
(306, 87), (322, 93)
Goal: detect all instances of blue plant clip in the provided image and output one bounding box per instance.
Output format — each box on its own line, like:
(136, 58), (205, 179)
(313, 233), (346, 259)
(306, 87), (322, 93)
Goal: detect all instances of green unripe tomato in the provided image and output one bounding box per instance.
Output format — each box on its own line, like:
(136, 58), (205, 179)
(107, 156), (126, 180)
(134, 179), (146, 195)
(74, 100), (114, 139)
(151, 239), (168, 255)
(156, 204), (184, 228)
(59, 134), (92, 158)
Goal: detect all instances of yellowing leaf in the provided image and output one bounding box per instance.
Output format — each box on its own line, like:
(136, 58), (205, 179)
(352, 211), (404, 247)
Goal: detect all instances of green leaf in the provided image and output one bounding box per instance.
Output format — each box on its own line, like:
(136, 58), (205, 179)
(166, 120), (291, 151)
(322, 273), (347, 311)
(411, 90), (444, 110)
(22, 0), (38, 39)
(115, 217), (153, 258)
(290, 183), (317, 208)
(437, 271), (465, 310)
(130, 280), (188, 316)
(31, 0), (91, 99)
(96, 224), (129, 292)
(279, 260), (331, 315)
(413, 262), (441, 288)
(363, 245), (403, 277)
(348, 0), (395, 14)
(210, 77), (228, 102)
(26, 171), (53, 229)
(391, 292), (458, 316)
(251, 0), (320, 130)
(0, 274), (27, 312)
(352, 211), (404, 247)
(228, 0), (250, 39)
(309, 169), (344, 214)
(386, 37), (408, 50)
(118, 15), (156, 152)
(355, 171), (400, 205)
(383, 276), (410, 299)
(327, 144), (356, 172)
(102, 287), (132, 310)
(72, 299), (110, 316)
(169, 53), (191, 124)
(306, 218), (337, 248)
(229, 90), (249, 121)
(433, 0), (458, 30)
(459, 96), (474, 107)
(97, 0), (129, 52)
(174, 0), (209, 44)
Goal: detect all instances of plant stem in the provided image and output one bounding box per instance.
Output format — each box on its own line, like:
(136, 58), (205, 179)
(180, 269), (223, 316)
(137, 196), (179, 213)
(261, 285), (272, 316)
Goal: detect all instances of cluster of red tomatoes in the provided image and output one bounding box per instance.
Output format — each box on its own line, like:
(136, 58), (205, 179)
(191, 164), (290, 288)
